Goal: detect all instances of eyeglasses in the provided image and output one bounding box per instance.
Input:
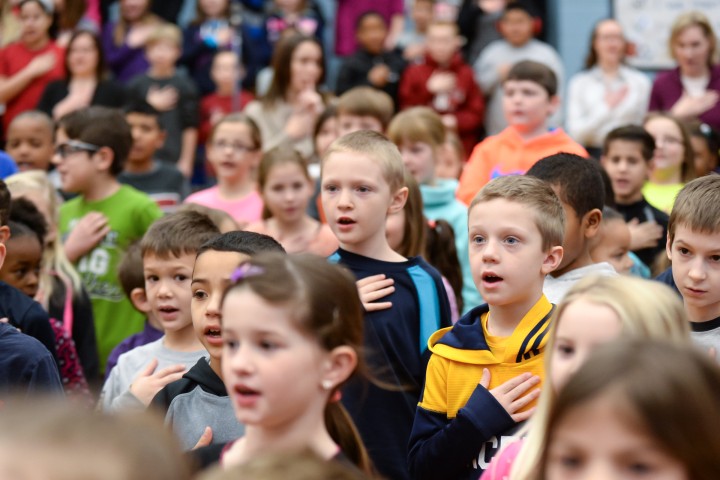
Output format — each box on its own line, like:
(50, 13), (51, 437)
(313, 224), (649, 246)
(210, 140), (258, 154)
(55, 140), (101, 159)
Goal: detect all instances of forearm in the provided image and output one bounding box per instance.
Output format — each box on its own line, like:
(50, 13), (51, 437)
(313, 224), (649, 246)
(178, 128), (198, 177)
(0, 69), (38, 104)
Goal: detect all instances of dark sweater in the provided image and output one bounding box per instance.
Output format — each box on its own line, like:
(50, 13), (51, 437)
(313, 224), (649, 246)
(616, 197), (669, 268)
(36, 79), (126, 117)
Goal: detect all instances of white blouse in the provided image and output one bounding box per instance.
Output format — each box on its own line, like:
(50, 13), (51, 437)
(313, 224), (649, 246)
(566, 65), (651, 148)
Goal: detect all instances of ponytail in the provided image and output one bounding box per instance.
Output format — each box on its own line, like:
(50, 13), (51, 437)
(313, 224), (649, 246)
(425, 219), (464, 313)
(324, 400), (374, 476)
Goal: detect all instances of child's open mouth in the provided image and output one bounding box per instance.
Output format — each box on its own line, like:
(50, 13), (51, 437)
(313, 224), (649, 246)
(158, 306), (179, 319)
(482, 273), (503, 285)
(204, 327), (223, 346)
(234, 385), (260, 407)
(338, 217), (355, 225)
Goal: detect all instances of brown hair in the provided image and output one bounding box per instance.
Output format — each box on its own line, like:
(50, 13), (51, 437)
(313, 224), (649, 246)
(322, 130), (405, 193)
(264, 33), (324, 107)
(118, 241), (144, 299)
(257, 144), (311, 220)
(177, 203), (239, 233)
(192, 0), (230, 25)
(57, 107), (132, 176)
(58, 0), (87, 31)
(387, 107), (446, 150)
(644, 112), (697, 183)
(140, 210), (220, 259)
(668, 174), (720, 244)
(222, 253), (372, 475)
(336, 87), (395, 130)
(536, 339), (720, 480)
(207, 113), (262, 150)
(0, 179), (10, 226)
(669, 11), (718, 67)
(394, 171), (427, 258)
(504, 60), (558, 97)
(602, 124), (656, 162)
(469, 175), (564, 251)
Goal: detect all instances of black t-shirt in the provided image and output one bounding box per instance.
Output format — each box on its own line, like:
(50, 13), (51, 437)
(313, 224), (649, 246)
(616, 198), (669, 268)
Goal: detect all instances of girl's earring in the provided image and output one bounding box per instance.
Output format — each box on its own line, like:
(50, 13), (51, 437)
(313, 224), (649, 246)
(321, 379), (333, 391)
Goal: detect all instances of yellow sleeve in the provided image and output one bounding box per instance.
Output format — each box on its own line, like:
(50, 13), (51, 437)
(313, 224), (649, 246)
(418, 353), (449, 415)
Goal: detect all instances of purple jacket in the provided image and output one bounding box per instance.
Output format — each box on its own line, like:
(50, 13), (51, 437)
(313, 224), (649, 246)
(102, 22), (150, 83)
(649, 65), (720, 130)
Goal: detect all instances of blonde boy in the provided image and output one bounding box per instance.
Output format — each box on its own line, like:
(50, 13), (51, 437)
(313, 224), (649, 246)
(667, 175), (720, 354)
(100, 211), (219, 411)
(322, 130), (452, 480)
(409, 175), (564, 479)
(336, 86), (395, 136)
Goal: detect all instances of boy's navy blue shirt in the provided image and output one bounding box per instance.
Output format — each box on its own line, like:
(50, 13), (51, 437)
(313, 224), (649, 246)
(616, 198), (669, 268)
(0, 281), (56, 361)
(329, 248), (452, 480)
(0, 322), (63, 395)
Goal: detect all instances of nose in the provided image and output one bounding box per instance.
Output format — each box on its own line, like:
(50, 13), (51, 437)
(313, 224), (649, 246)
(481, 238), (499, 262)
(156, 278), (173, 298)
(688, 257), (707, 282)
(229, 342), (254, 374)
(206, 294), (221, 318)
(51, 149), (62, 166)
(338, 188), (353, 209)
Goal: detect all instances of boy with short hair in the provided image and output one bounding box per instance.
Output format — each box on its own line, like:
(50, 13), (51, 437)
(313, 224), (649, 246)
(399, 20), (484, 155)
(527, 153), (615, 303)
(119, 101), (190, 213)
(474, 1), (563, 135)
(100, 210), (219, 411)
(335, 11), (406, 102)
(104, 241), (163, 379)
(409, 175), (564, 479)
(321, 130), (452, 480)
(666, 175), (720, 354)
(336, 86), (395, 137)
(600, 125), (668, 269)
(125, 24), (199, 178)
(5, 111), (55, 173)
(152, 231), (285, 450)
(55, 106), (163, 373)
(456, 60), (587, 205)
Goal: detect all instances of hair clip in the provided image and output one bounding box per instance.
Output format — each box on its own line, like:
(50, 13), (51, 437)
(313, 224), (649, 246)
(230, 264), (264, 283)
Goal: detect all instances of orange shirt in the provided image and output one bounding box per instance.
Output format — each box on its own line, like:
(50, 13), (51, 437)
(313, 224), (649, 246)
(457, 127), (588, 205)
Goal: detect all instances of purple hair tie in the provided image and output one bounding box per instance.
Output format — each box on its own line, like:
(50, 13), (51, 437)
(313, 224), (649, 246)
(230, 264), (264, 283)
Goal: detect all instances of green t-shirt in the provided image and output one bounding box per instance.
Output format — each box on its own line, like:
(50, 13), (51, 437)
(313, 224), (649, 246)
(59, 185), (163, 372)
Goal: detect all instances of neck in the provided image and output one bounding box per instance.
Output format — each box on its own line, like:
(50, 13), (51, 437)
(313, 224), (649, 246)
(598, 58), (620, 74)
(650, 167), (682, 185)
(125, 158), (154, 174)
(70, 73), (97, 82)
(218, 177), (255, 198)
(552, 251), (594, 278)
(162, 324), (204, 352)
(685, 302), (720, 324)
(82, 177), (121, 202)
(682, 65), (710, 78)
(615, 190), (644, 205)
(340, 234), (406, 262)
(209, 356), (222, 379)
(150, 65), (175, 78)
(217, 85), (234, 96)
(487, 291), (542, 337)
(25, 36), (49, 51)
(228, 405), (336, 467)
(514, 123), (549, 142)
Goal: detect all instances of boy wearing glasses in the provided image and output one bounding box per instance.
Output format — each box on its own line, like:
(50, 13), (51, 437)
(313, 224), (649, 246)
(119, 101), (190, 213)
(55, 107), (163, 375)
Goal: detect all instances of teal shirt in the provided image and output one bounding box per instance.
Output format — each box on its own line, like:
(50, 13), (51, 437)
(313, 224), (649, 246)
(59, 185), (163, 372)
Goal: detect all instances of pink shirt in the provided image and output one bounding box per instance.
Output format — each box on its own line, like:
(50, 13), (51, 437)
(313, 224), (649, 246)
(184, 186), (263, 226)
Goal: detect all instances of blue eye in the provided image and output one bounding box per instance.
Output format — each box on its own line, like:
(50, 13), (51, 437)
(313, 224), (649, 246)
(472, 235), (485, 244)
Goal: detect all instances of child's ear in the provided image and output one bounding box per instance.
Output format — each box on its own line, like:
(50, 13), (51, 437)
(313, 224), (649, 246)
(156, 129), (168, 148)
(388, 186), (409, 215)
(130, 287), (151, 313)
(547, 95), (561, 117)
(541, 245), (563, 275)
(0, 227), (8, 271)
(94, 146), (114, 172)
(666, 234), (673, 261)
(583, 208), (603, 239)
(321, 345), (358, 390)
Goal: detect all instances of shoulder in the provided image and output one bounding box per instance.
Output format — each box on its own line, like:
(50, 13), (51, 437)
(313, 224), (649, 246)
(185, 186), (217, 204)
(115, 338), (164, 370)
(653, 68), (680, 85)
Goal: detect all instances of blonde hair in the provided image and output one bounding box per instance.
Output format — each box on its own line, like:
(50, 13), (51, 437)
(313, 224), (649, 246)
(5, 171), (83, 301)
(669, 174), (720, 243)
(469, 175), (564, 251)
(336, 87), (395, 130)
(669, 11), (718, 66)
(322, 130), (405, 193)
(258, 144), (311, 220)
(387, 107), (446, 150)
(510, 275), (690, 480)
(146, 23), (182, 48)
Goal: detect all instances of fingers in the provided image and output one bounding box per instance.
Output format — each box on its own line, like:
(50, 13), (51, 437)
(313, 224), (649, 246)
(140, 358), (159, 377)
(363, 301), (392, 312)
(362, 283), (395, 302)
(511, 405), (537, 423)
(356, 274), (388, 288)
(491, 372), (534, 394)
(479, 368), (490, 388)
(155, 364), (187, 379)
(192, 426), (213, 450)
(505, 375), (541, 400)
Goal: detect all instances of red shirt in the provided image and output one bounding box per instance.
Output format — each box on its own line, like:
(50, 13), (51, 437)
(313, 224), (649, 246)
(0, 40), (65, 132)
(199, 91), (255, 145)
